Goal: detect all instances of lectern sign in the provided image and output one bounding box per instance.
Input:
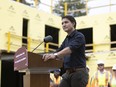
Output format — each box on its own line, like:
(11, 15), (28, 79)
(14, 47), (28, 71)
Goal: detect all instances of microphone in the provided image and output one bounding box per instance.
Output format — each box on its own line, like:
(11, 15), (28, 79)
(44, 35), (53, 43)
(32, 35), (53, 52)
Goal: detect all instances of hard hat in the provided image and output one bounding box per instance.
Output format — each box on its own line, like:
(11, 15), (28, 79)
(97, 60), (104, 65)
(86, 65), (89, 69)
(54, 69), (61, 73)
(112, 64), (116, 70)
(86, 65), (89, 70)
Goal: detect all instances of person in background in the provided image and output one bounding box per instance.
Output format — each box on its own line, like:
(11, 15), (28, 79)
(110, 64), (116, 87)
(94, 60), (111, 87)
(50, 69), (62, 87)
(90, 73), (96, 87)
(42, 15), (88, 87)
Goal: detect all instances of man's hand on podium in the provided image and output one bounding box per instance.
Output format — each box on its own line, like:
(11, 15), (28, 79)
(42, 53), (57, 62)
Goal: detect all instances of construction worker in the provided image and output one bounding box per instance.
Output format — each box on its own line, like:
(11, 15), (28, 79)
(90, 74), (96, 87)
(50, 69), (62, 87)
(110, 64), (116, 87)
(94, 60), (111, 87)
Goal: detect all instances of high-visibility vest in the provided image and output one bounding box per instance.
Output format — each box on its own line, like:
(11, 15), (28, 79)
(111, 77), (116, 87)
(86, 77), (90, 87)
(50, 73), (62, 85)
(95, 70), (109, 87)
(90, 75), (96, 87)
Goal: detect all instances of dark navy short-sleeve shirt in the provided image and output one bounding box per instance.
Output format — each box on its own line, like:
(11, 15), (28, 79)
(57, 30), (86, 69)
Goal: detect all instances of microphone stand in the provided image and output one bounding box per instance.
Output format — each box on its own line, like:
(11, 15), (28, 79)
(32, 41), (44, 52)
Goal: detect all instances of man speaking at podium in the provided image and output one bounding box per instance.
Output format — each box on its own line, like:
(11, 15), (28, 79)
(42, 15), (89, 87)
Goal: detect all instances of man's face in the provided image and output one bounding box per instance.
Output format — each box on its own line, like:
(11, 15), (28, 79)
(54, 72), (60, 78)
(62, 18), (75, 33)
(113, 69), (116, 72)
(98, 64), (104, 70)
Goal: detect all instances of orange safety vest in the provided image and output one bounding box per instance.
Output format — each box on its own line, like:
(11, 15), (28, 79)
(90, 75), (96, 87)
(86, 77), (90, 87)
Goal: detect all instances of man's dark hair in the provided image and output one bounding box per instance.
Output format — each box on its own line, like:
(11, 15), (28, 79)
(62, 15), (77, 28)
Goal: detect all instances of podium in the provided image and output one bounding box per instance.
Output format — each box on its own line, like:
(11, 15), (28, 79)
(14, 47), (63, 87)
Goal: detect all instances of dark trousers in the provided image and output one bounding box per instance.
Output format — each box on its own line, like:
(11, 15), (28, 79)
(59, 68), (89, 87)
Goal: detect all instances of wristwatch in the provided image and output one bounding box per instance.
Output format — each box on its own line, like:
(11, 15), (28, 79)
(54, 53), (58, 59)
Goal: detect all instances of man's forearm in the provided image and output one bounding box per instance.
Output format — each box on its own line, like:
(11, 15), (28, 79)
(56, 47), (72, 59)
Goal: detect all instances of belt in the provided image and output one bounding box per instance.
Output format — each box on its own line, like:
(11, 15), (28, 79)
(66, 67), (86, 74)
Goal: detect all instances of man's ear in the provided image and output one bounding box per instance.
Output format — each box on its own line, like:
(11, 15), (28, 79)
(72, 22), (75, 27)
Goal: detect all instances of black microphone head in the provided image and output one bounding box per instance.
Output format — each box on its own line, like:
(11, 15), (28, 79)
(44, 35), (53, 43)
